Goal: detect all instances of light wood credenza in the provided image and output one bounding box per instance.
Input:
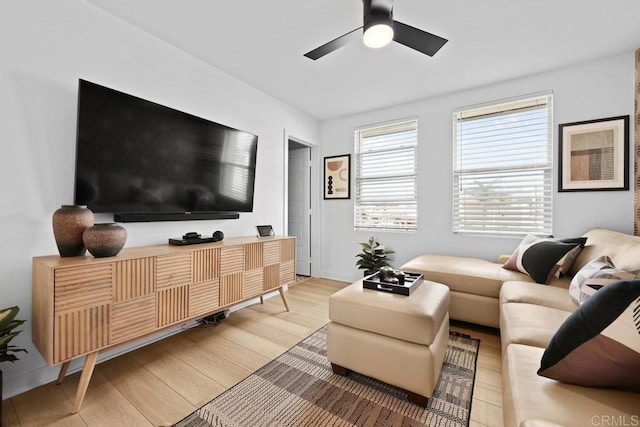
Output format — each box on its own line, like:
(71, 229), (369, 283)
(32, 235), (295, 413)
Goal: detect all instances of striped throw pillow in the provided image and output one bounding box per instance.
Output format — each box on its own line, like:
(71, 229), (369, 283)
(569, 256), (640, 304)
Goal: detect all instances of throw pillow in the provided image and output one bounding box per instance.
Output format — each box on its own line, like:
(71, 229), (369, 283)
(554, 237), (589, 275)
(503, 235), (587, 284)
(538, 279), (640, 392)
(569, 256), (640, 304)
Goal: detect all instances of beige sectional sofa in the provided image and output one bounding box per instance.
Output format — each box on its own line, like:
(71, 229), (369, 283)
(400, 228), (640, 426)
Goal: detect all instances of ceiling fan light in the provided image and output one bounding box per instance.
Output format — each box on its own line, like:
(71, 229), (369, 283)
(363, 23), (394, 48)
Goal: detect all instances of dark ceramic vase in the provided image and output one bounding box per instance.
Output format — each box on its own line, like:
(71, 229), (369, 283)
(52, 205), (94, 257)
(83, 223), (127, 257)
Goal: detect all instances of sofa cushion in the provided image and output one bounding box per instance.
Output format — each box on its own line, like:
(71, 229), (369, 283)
(500, 303), (571, 350)
(449, 290), (501, 328)
(569, 255), (640, 304)
(400, 254), (531, 298)
(538, 280), (640, 392)
(500, 281), (577, 312)
(570, 228), (640, 275)
(503, 235), (586, 284)
(503, 344), (640, 427)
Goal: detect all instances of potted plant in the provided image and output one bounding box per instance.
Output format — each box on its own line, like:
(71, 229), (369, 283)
(355, 236), (395, 276)
(0, 306), (27, 417)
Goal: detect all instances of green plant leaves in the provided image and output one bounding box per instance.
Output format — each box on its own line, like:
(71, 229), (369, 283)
(0, 305), (27, 363)
(355, 236), (394, 271)
(0, 306), (20, 330)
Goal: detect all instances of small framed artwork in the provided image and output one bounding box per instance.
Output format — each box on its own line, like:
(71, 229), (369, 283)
(324, 154), (351, 199)
(559, 115), (629, 192)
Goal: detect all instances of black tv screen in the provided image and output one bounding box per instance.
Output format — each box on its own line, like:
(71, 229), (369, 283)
(74, 80), (258, 218)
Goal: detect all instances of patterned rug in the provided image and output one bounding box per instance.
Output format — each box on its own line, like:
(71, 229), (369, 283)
(174, 326), (480, 427)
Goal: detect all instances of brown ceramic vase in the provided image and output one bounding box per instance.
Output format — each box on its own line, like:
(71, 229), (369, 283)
(83, 223), (127, 257)
(52, 205), (94, 257)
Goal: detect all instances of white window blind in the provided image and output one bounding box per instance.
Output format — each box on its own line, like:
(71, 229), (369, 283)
(354, 118), (418, 231)
(453, 94), (552, 236)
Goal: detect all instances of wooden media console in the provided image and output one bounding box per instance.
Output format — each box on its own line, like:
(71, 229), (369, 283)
(32, 236), (295, 413)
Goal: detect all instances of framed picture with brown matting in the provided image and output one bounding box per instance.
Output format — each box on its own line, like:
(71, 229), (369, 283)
(559, 115), (629, 192)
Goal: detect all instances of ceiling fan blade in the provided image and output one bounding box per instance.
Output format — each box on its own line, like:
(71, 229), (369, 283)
(393, 20), (448, 56)
(304, 27), (362, 60)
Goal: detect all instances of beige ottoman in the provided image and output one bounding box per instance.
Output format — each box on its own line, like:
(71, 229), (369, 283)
(327, 279), (450, 405)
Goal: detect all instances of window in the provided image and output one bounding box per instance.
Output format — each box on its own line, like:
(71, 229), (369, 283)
(453, 94), (552, 236)
(354, 118), (418, 231)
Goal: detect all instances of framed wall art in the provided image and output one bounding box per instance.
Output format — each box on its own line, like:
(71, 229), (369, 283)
(558, 115), (629, 192)
(324, 154), (350, 199)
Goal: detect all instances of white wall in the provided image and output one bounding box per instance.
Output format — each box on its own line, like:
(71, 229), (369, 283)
(320, 53), (635, 282)
(0, 1), (319, 398)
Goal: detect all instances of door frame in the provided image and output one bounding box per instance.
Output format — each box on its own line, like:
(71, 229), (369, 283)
(283, 132), (320, 278)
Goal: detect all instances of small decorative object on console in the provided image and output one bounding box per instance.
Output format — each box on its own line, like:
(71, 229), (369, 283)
(363, 270), (423, 296)
(256, 225), (274, 237)
(168, 231), (223, 246)
(82, 223), (127, 257)
(52, 204), (94, 257)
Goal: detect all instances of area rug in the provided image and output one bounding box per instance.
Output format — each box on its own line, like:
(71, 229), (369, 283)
(174, 326), (480, 427)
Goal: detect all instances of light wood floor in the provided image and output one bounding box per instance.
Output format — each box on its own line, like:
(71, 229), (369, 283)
(2, 278), (503, 427)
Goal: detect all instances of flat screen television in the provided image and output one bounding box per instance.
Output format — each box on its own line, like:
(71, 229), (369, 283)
(74, 79), (258, 222)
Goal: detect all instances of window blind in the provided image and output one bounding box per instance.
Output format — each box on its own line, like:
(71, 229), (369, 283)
(453, 94), (552, 235)
(354, 119), (418, 231)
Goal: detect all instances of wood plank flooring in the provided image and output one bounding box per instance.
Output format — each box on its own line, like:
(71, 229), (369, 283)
(3, 278), (503, 426)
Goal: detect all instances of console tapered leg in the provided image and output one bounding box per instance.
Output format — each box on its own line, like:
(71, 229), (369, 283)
(56, 361), (70, 384)
(72, 351), (98, 413)
(278, 287), (290, 311)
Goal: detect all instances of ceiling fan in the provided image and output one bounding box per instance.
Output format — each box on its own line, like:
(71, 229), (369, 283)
(304, 0), (448, 60)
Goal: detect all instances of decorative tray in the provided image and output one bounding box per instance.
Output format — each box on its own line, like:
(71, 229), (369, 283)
(362, 271), (424, 296)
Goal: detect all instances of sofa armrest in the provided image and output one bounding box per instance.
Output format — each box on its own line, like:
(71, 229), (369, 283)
(497, 254), (511, 264)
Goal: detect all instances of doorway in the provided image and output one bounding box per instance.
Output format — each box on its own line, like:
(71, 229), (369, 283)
(287, 140), (312, 277)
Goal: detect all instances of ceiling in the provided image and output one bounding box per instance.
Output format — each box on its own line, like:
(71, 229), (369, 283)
(85, 0), (640, 121)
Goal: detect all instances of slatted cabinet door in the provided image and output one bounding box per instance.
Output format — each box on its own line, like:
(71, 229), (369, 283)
(220, 246), (245, 305)
(264, 240), (282, 291)
(280, 239), (296, 285)
(156, 253), (192, 327)
(190, 248), (221, 317)
(53, 264), (113, 363)
(111, 258), (156, 344)
(243, 243), (264, 298)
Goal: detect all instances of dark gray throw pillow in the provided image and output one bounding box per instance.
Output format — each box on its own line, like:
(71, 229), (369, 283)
(538, 279), (640, 391)
(503, 235), (587, 284)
